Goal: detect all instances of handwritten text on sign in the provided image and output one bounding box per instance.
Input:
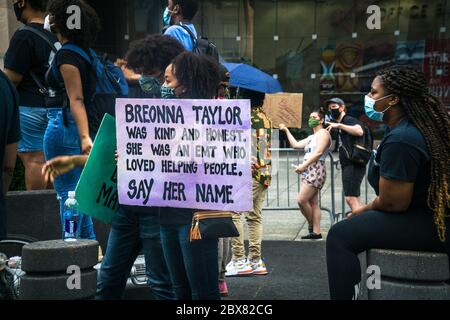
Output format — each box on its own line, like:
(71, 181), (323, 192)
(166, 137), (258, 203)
(116, 99), (253, 212)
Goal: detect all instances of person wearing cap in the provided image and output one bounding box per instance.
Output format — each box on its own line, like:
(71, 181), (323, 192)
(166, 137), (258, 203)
(326, 98), (366, 213)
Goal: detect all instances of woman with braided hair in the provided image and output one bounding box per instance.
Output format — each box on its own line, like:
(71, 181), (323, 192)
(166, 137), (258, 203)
(326, 65), (450, 300)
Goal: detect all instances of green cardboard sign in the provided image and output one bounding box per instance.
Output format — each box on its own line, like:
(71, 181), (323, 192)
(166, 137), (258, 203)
(76, 114), (119, 224)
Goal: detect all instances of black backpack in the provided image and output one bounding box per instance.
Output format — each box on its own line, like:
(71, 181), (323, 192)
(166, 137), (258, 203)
(346, 120), (374, 166)
(178, 24), (219, 62)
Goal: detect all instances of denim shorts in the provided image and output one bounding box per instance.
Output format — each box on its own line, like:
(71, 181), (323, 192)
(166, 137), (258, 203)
(18, 106), (49, 153)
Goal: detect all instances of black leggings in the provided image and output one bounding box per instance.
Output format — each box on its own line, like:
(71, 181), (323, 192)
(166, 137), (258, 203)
(326, 210), (450, 300)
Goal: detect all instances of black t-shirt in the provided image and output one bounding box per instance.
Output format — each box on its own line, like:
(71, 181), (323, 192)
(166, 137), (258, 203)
(338, 114), (363, 167)
(367, 118), (431, 212)
(4, 23), (58, 107)
(47, 48), (96, 105)
(0, 71), (21, 240)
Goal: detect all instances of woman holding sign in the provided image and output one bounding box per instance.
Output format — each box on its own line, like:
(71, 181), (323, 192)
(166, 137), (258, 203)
(280, 108), (332, 241)
(158, 52), (222, 300)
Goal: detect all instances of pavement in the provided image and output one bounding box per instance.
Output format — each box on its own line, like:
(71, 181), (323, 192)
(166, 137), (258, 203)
(225, 241), (329, 300)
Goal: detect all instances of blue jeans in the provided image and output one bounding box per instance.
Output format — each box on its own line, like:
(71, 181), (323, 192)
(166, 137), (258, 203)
(96, 207), (173, 300)
(160, 224), (220, 300)
(43, 109), (96, 240)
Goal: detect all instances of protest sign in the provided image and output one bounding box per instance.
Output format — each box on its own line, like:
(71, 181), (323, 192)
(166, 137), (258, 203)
(263, 93), (303, 128)
(76, 114), (118, 224)
(115, 99), (253, 212)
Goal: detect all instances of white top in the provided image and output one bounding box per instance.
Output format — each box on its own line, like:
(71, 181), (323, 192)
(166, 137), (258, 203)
(303, 131), (332, 163)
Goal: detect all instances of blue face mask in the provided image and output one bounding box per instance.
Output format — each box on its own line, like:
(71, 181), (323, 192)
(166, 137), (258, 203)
(364, 94), (394, 122)
(139, 75), (161, 97)
(161, 85), (178, 99)
(163, 7), (172, 26)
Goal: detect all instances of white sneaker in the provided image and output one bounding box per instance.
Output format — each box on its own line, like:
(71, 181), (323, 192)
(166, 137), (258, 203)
(225, 259), (253, 277)
(250, 259), (268, 275)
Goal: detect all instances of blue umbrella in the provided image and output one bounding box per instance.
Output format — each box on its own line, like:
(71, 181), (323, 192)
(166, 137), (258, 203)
(223, 63), (283, 94)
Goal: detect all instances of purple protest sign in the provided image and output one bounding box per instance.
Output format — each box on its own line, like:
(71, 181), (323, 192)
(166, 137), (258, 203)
(116, 99), (253, 212)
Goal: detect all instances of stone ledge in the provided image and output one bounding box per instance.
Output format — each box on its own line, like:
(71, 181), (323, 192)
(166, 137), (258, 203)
(367, 249), (450, 282)
(22, 240), (99, 273)
(369, 279), (450, 300)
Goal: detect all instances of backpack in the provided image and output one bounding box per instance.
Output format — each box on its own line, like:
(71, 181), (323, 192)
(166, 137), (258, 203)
(344, 120), (374, 166)
(19, 26), (63, 108)
(178, 24), (219, 62)
(50, 43), (129, 135)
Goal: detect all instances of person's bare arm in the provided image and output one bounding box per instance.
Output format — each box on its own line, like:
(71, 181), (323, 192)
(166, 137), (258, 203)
(4, 69), (24, 87)
(42, 155), (88, 183)
(59, 64), (92, 155)
(327, 122), (363, 137)
(349, 177), (414, 218)
(2, 143), (18, 195)
(279, 124), (309, 149)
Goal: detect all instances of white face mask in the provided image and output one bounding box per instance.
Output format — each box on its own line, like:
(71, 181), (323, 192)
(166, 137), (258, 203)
(44, 15), (51, 32)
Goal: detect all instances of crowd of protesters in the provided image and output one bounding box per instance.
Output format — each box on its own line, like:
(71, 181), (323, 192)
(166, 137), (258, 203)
(1, 0), (449, 302)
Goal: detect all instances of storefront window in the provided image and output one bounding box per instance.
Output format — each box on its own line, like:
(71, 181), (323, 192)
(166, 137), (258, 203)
(129, 0), (449, 133)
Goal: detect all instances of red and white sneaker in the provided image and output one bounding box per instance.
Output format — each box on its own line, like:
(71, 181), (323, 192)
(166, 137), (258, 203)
(225, 259), (253, 277)
(251, 259), (269, 275)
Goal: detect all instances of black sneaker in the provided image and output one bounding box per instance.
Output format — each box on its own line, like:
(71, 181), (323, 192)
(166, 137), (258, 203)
(301, 233), (323, 241)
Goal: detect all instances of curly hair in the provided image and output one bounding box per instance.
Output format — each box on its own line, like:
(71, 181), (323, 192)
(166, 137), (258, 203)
(47, 0), (100, 49)
(172, 0), (198, 20)
(171, 52), (220, 99)
(26, 0), (48, 12)
(377, 65), (450, 241)
(125, 35), (185, 75)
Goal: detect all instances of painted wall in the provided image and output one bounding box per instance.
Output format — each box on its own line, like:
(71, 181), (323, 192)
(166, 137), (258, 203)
(0, 0), (21, 69)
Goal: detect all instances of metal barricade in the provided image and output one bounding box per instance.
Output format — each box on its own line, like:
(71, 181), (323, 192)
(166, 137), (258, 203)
(263, 148), (374, 227)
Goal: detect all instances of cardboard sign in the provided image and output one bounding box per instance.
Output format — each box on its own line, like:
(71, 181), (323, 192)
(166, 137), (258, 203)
(263, 93), (303, 128)
(76, 114), (119, 224)
(115, 99), (253, 212)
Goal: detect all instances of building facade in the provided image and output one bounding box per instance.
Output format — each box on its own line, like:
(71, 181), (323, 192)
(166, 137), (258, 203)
(1, 0), (449, 131)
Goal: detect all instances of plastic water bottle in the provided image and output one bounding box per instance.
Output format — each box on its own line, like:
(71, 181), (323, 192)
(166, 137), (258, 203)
(64, 191), (79, 242)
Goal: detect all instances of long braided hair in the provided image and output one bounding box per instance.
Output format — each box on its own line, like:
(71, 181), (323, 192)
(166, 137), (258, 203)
(377, 65), (450, 241)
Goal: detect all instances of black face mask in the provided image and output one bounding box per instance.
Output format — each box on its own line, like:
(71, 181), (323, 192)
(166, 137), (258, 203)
(14, 2), (24, 22)
(330, 109), (342, 120)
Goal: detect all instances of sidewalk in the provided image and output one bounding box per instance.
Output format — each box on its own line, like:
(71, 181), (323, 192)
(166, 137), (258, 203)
(224, 241), (330, 300)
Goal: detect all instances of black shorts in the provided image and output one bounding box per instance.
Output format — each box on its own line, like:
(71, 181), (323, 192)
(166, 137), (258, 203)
(341, 164), (366, 197)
